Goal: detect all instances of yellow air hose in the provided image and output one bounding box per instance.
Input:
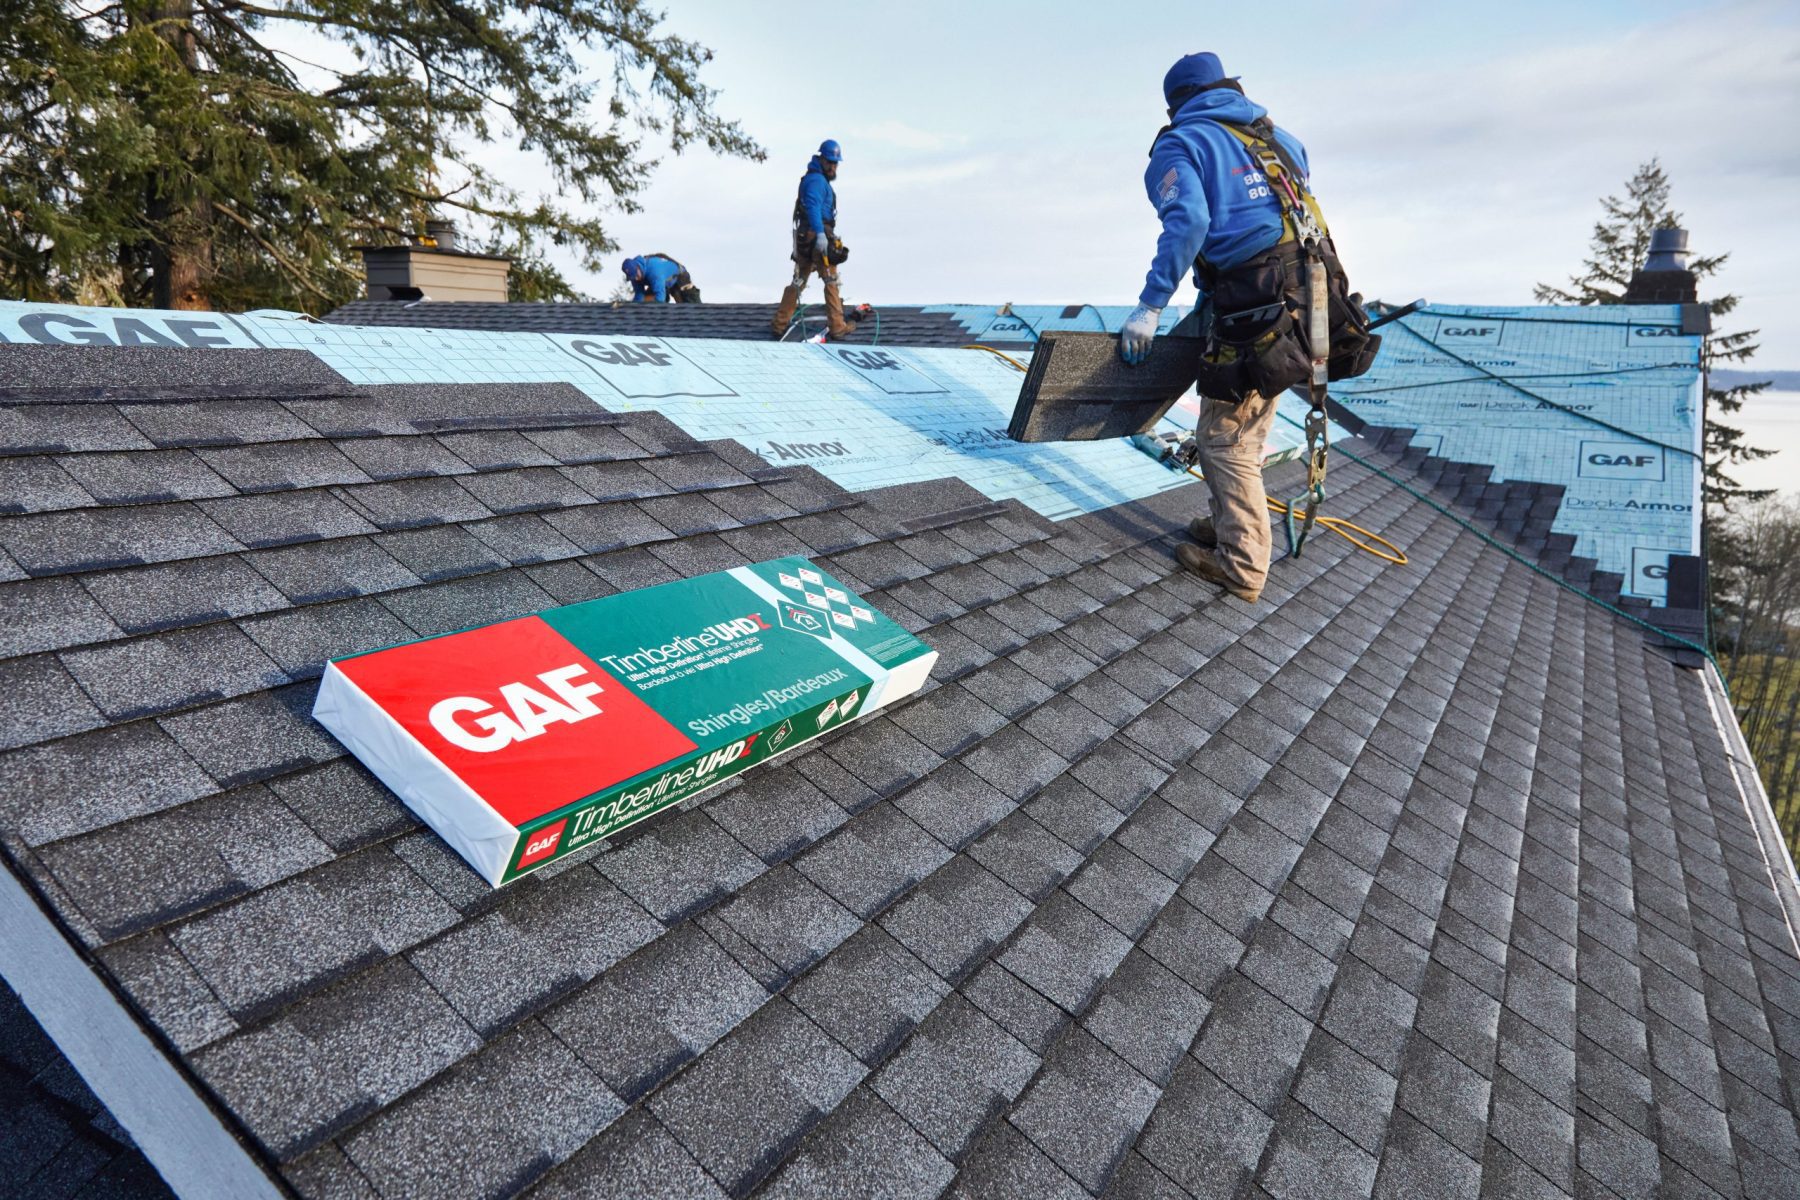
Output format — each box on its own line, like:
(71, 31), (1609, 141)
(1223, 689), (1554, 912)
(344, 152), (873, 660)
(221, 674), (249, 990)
(961, 344), (1031, 373)
(1182, 465), (1408, 565)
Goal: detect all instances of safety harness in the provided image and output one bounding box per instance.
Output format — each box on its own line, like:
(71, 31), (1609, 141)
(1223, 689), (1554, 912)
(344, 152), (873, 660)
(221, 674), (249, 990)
(1179, 117), (1380, 555)
(791, 187), (848, 268)
(1224, 121), (1331, 551)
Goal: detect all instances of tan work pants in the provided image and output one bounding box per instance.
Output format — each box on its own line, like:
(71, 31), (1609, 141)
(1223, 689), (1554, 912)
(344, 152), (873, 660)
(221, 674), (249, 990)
(1194, 389), (1279, 593)
(771, 253), (851, 338)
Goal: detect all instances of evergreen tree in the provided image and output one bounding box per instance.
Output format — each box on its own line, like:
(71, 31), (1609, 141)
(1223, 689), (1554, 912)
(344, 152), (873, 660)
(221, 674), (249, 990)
(0, 1), (759, 314)
(1535, 159), (1772, 510)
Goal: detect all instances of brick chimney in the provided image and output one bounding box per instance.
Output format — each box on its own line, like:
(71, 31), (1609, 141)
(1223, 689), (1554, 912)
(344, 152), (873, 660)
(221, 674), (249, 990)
(358, 220), (511, 302)
(1622, 227), (1697, 304)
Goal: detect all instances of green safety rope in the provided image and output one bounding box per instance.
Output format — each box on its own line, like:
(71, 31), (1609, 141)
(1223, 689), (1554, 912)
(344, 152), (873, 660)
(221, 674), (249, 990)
(783, 302), (880, 345)
(1281, 479), (1326, 558)
(1383, 316), (1699, 460)
(1280, 408), (1726, 688)
(1283, 397), (1331, 559)
(1335, 360), (1694, 399)
(1392, 311), (1692, 330)
(992, 306), (1043, 342)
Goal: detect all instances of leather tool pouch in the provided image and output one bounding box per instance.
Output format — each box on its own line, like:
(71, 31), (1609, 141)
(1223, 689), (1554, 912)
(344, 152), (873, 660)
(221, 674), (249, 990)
(1195, 240), (1377, 403)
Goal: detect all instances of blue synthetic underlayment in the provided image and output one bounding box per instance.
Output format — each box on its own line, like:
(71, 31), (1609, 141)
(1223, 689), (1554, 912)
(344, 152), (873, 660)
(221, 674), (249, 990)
(921, 303), (1186, 343)
(0, 301), (1328, 522)
(1329, 303), (1703, 601)
(0, 299), (1701, 589)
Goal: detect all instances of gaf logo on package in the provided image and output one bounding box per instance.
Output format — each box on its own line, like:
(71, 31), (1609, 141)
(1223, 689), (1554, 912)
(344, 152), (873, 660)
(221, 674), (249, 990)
(314, 558), (936, 885)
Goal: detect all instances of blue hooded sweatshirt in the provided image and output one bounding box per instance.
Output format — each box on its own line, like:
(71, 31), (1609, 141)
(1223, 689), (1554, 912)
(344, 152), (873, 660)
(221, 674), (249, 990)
(624, 254), (684, 302)
(1139, 88), (1310, 308)
(796, 156), (838, 234)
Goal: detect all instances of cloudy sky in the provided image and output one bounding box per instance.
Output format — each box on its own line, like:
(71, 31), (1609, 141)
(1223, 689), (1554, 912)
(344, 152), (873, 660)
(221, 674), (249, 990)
(484, 0), (1798, 367)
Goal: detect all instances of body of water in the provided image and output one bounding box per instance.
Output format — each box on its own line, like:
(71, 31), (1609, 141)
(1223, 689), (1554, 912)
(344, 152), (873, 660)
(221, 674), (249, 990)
(1729, 389), (1800, 498)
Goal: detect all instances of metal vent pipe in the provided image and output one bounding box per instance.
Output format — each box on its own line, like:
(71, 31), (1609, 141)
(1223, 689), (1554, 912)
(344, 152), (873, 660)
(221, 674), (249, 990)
(1645, 227), (1688, 272)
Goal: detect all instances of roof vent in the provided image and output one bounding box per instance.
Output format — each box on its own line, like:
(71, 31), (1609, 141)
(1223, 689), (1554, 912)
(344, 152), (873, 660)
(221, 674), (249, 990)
(1622, 225), (1697, 304)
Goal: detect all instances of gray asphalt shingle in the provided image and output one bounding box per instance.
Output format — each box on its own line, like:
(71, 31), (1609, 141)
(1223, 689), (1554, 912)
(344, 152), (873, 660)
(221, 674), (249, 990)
(1, 353), (1795, 1200)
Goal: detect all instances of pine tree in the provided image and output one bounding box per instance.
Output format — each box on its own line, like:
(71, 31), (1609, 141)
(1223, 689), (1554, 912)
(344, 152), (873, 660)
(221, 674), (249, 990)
(1535, 158), (1772, 510)
(0, 1), (759, 314)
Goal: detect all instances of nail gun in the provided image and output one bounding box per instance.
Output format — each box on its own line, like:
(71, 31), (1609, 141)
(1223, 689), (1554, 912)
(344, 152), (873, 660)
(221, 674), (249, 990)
(1130, 429), (1200, 471)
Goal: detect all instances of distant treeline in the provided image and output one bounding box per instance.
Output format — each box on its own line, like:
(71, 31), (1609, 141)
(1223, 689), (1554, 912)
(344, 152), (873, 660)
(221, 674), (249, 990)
(1714, 368), (1800, 391)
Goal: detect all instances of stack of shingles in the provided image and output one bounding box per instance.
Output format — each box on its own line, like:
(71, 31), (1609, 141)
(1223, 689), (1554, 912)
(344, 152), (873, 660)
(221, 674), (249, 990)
(319, 301), (1016, 349)
(3, 348), (1798, 1199)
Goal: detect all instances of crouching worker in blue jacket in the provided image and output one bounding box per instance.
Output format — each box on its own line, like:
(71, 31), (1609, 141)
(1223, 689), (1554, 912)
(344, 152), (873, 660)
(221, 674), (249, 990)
(622, 254), (701, 303)
(1119, 52), (1374, 605)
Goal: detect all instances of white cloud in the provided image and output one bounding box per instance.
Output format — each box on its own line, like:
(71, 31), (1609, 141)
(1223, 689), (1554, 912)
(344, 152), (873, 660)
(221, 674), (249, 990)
(1290, 2), (1800, 353)
(440, 2), (1800, 362)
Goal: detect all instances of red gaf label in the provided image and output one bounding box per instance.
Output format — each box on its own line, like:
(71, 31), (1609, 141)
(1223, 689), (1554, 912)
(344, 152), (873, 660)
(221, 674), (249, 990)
(516, 819), (568, 869)
(335, 616), (697, 826)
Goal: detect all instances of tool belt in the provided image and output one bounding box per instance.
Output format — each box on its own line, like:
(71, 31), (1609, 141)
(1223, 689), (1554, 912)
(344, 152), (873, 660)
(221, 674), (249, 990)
(790, 239), (849, 273)
(792, 188), (847, 266)
(1194, 240), (1379, 404)
(1185, 117), (1380, 404)
(791, 224), (849, 266)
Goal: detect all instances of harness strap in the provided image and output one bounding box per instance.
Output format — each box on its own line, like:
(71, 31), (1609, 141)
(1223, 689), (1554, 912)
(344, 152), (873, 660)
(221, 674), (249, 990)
(1150, 114), (1339, 554)
(1218, 120), (1332, 551)
(1217, 121), (1329, 245)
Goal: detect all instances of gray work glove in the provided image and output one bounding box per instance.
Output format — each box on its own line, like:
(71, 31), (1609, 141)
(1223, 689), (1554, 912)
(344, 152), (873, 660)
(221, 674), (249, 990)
(1119, 303), (1163, 366)
(813, 230), (830, 255)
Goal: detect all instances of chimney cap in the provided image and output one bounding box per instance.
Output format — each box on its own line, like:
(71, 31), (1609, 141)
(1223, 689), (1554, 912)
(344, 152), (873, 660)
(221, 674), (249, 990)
(1645, 226), (1689, 273)
(423, 217), (458, 252)
(353, 243), (512, 264)
(1622, 225), (1697, 304)
(357, 240), (512, 302)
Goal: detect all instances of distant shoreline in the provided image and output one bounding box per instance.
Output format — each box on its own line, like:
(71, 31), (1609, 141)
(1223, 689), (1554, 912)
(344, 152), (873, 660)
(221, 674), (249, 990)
(1714, 368), (1800, 391)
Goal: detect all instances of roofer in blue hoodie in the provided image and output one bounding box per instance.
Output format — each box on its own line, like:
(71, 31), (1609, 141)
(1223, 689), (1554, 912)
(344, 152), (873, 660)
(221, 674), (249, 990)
(772, 140), (858, 340)
(1120, 52), (1358, 606)
(621, 253), (700, 303)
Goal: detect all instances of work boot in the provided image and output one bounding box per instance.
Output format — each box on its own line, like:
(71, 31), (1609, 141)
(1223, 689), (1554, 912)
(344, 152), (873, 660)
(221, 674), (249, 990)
(822, 278), (856, 339)
(1186, 516), (1218, 547)
(1175, 543), (1261, 603)
(772, 285), (803, 338)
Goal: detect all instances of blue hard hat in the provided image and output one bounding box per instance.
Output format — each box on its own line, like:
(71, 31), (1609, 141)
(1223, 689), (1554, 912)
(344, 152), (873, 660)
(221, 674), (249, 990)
(818, 139), (843, 162)
(1163, 52), (1235, 107)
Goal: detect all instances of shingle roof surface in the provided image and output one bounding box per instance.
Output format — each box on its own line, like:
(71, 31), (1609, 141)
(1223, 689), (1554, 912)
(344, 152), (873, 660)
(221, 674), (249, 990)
(322, 300), (1026, 349)
(0, 980), (174, 1198)
(2, 344), (1798, 1200)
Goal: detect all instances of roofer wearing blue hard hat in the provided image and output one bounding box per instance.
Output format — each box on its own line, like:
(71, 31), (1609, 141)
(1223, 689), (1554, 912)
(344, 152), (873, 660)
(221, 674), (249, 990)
(1121, 52), (1377, 604)
(772, 139), (859, 340)
(621, 253), (701, 304)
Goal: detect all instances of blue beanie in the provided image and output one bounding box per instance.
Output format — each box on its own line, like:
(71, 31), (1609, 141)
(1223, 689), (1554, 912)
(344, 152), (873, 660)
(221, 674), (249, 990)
(1163, 53), (1232, 107)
